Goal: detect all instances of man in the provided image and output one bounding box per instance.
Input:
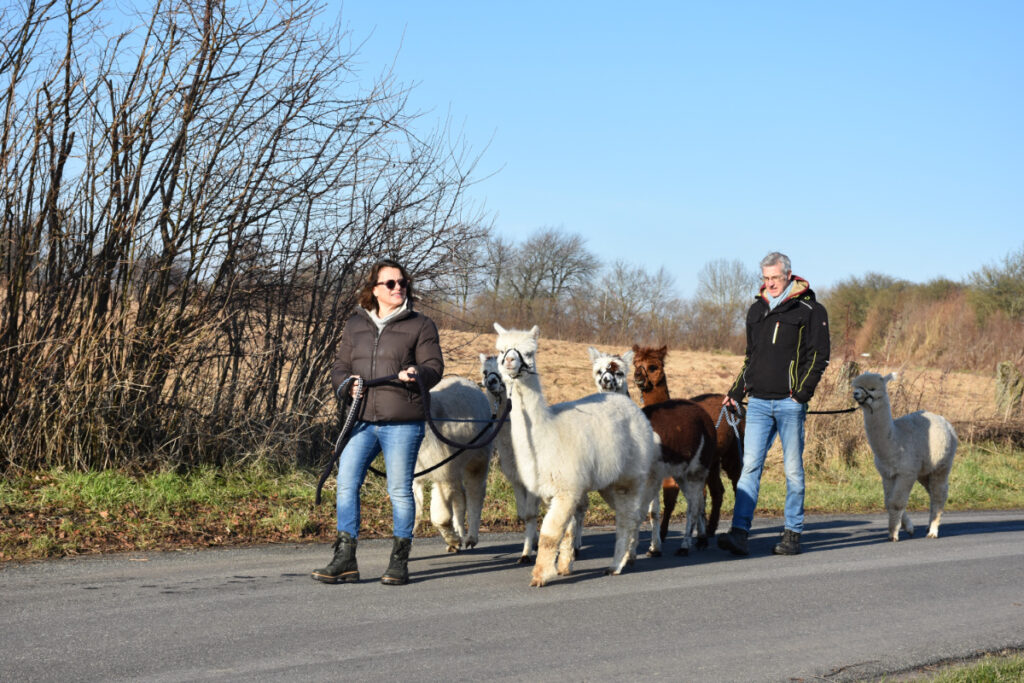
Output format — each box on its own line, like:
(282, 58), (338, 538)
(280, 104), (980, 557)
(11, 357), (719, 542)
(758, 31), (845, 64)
(718, 251), (830, 556)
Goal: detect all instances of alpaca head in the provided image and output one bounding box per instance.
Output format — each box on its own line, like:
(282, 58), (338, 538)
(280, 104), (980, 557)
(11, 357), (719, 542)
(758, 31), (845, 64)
(588, 347), (634, 395)
(494, 323), (540, 383)
(632, 344), (668, 394)
(479, 353), (506, 400)
(851, 371), (896, 414)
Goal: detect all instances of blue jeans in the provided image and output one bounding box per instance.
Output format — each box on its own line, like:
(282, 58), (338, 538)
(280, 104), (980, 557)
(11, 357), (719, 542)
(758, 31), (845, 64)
(731, 397), (808, 534)
(336, 421), (425, 539)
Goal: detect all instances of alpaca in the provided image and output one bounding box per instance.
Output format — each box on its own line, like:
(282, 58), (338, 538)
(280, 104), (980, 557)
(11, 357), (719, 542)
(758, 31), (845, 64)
(851, 372), (958, 541)
(411, 376), (493, 553)
(631, 344), (732, 550)
(588, 346), (635, 395)
(480, 353), (541, 563)
(494, 323), (660, 586)
(589, 346), (696, 555)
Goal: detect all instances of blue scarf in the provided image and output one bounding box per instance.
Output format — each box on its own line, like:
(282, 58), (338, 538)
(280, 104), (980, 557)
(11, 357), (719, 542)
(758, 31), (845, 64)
(766, 280), (795, 311)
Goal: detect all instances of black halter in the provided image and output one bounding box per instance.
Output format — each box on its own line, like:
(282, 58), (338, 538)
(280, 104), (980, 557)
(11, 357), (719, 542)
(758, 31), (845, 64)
(498, 347), (537, 380)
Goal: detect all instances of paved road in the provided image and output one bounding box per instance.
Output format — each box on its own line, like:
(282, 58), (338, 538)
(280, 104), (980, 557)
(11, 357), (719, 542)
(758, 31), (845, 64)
(2, 511), (1023, 682)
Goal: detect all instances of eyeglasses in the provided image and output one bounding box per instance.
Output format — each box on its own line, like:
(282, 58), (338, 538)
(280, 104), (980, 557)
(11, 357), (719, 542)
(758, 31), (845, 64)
(376, 278), (408, 290)
(761, 275), (789, 284)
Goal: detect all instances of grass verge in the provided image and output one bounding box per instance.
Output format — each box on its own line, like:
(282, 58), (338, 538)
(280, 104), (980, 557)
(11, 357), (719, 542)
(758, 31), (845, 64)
(1, 441), (1022, 564)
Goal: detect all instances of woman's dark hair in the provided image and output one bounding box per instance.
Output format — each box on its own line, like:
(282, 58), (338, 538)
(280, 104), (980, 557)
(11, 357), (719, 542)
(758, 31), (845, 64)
(358, 259), (415, 312)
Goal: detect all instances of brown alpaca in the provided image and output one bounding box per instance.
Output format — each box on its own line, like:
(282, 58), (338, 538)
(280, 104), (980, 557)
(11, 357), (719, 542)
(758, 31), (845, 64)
(632, 344), (744, 543)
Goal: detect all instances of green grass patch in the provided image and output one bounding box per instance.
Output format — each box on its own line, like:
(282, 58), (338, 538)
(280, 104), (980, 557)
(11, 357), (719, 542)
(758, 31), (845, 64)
(877, 650), (1024, 681)
(2, 441), (1022, 563)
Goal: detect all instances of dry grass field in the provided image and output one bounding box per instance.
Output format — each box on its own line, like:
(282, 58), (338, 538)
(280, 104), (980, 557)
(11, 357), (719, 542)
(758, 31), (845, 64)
(438, 328), (998, 423)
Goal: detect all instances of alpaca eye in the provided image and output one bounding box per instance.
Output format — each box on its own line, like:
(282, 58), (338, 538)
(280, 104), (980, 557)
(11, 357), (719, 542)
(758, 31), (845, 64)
(648, 364), (658, 372)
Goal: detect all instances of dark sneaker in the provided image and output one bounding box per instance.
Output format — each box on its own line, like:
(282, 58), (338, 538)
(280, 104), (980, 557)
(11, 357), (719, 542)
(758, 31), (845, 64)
(717, 527), (749, 556)
(311, 532), (359, 583)
(772, 529), (802, 555)
(381, 537), (412, 586)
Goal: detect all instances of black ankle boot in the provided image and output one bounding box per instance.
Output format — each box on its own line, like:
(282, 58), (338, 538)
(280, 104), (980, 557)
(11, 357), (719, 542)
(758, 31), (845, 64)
(717, 527), (749, 556)
(772, 529), (802, 555)
(381, 537), (412, 586)
(311, 532), (359, 583)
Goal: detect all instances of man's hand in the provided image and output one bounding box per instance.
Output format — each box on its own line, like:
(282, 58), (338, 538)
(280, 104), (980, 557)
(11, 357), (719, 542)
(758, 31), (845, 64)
(398, 367), (418, 383)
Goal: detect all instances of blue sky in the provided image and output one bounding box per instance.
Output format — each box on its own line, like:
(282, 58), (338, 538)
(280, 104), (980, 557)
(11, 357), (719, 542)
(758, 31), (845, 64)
(335, 1), (1023, 299)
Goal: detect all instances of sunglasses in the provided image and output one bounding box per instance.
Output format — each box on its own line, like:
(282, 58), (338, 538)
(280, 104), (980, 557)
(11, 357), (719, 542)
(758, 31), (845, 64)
(375, 278), (408, 290)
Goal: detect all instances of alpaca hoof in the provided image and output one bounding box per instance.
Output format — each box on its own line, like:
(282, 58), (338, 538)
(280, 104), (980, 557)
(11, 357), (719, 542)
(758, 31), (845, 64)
(695, 536), (709, 550)
(465, 540), (477, 549)
(926, 532), (938, 539)
(516, 555), (534, 565)
(646, 549), (662, 558)
(604, 567), (621, 576)
(626, 556), (636, 567)
(529, 578), (546, 587)
(446, 544), (460, 553)
(675, 547), (689, 557)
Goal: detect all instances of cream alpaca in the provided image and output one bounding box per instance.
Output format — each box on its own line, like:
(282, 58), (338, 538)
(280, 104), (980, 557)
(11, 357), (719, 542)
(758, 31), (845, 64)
(851, 372), (958, 541)
(479, 354), (541, 563)
(495, 324), (660, 586)
(412, 376), (493, 552)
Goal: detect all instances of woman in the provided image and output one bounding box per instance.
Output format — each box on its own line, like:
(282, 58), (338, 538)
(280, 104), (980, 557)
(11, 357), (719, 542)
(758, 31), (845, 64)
(312, 259), (444, 585)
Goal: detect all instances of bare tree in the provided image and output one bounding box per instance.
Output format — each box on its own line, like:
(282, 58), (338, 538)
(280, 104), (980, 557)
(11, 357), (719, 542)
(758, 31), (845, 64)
(0, 0), (489, 471)
(688, 258), (758, 351)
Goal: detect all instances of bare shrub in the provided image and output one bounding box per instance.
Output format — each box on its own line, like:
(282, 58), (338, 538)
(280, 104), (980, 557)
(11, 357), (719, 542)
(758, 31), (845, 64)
(0, 1), (488, 471)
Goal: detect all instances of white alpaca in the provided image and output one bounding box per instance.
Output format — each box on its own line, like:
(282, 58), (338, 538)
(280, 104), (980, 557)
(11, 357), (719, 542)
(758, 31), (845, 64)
(412, 376), (493, 552)
(494, 323), (660, 587)
(588, 346), (674, 555)
(588, 346), (635, 395)
(480, 354), (541, 563)
(851, 372), (958, 541)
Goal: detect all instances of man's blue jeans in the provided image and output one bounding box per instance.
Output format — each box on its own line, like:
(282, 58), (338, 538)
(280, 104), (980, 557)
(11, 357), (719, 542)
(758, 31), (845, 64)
(336, 421), (425, 539)
(731, 397), (808, 534)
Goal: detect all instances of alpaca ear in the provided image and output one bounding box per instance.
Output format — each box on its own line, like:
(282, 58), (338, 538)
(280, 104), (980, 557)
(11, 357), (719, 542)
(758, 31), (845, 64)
(632, 343), (641, 353)
(479, 353), (488, 364)
(529, 325), (540, 338)
(588, 346), (600, 362)
(657, 345), (668, 358)
(493, 322), (507, 336)
(622, 350), (634, 366)
(884, 372), (897, 384)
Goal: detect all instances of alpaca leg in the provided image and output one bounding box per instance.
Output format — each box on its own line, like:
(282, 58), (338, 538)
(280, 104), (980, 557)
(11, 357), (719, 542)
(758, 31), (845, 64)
(429, 482), (461, 552)
(705, 459), (725, 543)
(413, 478), (427, 535)
(462, 456), (489, 549)
(923, 470), (950, 538)
(573, 497), (588, 554)
(606, 483), (645, 576)
(513, 483), (539, 563)
(659, 479), (679, 543)
(557, 514), (577, 576)
(646, 487), (663, 557)
(886, 475), (916, 542)
(679, 471), (706, 556)
(532, 494), (578, 587)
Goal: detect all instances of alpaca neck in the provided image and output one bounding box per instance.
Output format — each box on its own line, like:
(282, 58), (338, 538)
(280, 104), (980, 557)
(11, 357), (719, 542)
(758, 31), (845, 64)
(642, 381), (671, 406)
(862, 397), (897, 457)
(507, 373), (551, 485)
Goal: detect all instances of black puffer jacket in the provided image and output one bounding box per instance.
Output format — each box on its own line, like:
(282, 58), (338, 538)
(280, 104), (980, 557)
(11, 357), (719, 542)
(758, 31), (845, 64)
(331, 305), (444, 423)
(727, 276), (830, 404)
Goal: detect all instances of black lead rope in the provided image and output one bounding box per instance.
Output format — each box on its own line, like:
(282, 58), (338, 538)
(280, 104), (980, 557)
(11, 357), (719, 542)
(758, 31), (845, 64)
(733, 399), (858, 415)
(314, 368), (512, 505)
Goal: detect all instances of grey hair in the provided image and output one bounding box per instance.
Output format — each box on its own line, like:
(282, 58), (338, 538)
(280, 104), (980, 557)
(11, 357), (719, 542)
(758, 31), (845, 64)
(760, 251), (792, 274)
